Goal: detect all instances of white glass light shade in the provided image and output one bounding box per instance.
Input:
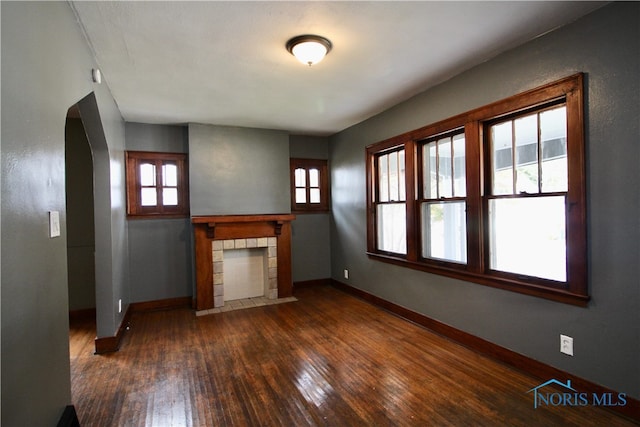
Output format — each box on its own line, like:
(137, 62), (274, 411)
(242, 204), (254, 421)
(286, 35), (332, 66)
(292, 41), (328, 65)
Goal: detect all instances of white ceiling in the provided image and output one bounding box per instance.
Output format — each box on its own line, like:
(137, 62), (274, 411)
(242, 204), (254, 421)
(70, 1), (605, 136)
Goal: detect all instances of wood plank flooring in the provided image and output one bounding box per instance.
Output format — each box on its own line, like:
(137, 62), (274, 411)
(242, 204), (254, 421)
(70, 285), (636, 426)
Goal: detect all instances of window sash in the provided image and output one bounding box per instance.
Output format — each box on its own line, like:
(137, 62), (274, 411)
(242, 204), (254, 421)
(420, 200), (467, 264)
(487, 194), (567, 282)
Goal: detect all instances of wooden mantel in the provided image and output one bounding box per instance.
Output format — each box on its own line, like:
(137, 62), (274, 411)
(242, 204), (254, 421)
(192, 214), (295, 311)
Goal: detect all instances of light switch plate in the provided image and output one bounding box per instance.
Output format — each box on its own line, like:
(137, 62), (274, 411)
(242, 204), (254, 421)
(49, 211), (61, 238)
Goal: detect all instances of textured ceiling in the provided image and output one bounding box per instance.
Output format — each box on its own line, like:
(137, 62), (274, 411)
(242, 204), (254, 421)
(70, 1), (605, 136)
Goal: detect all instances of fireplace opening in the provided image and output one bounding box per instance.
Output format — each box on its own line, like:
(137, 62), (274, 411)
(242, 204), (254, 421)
(222, 248), (268, 301)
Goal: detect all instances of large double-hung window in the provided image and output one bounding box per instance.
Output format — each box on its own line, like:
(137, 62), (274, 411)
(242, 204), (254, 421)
(487, 104), (569, 282)
(375, 147), (407, 255)
(366, 74), (587, 305)
(419, 131), (467, 264)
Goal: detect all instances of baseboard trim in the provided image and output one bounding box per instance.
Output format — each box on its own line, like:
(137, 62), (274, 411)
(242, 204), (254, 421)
(94, 304), (132, 355)
(330, 279), (639, 421)
(130, 296), (192, 312)
(293, 278), (332, 290)
(57, 405), (80, 427)
(93, 297), (192, 354)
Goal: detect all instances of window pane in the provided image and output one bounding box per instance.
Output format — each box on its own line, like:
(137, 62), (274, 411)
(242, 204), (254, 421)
(163, 162), (178, 187)
(141, 188), (157, 206)
(423, 142), (437, 199)
(421, 201), (467, 263)
(489, 196), (566, 281)
(453, 133), (466, 197)
(310, 188), (320, 203)
(389, 151), (399, 201)
(295, 168), (306, 187)
(376, 203), (406, 254)
(163, 188), (178, 206)
(491, 121), (513, 195)
(438, 137), (452, 198)
(514, 114), (539, 194)
(378, 154), (389, 202)
(540, 106), (568, 192)
(296, 188), (306, 203)
(309, 168), (319, 187)
(140, 163), (156, 186)
(398, 150), (406, 201)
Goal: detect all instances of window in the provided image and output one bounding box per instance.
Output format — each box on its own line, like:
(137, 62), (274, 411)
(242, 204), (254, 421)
(125, 151), (189, 218)
(487, 105), (568, 282)
(290, 158), (329, 213)
(419, 131), (467, 264)
(366, 74), (587, 305)
(375, 147), (406, 254)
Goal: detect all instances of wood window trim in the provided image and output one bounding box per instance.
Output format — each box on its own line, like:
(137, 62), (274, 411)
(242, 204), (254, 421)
(290, 158), (330, 214)
(366, 74), (588, 306)
(125, 151), (190, 219)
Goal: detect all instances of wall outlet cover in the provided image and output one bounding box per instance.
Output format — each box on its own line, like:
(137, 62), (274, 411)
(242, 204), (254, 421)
(560, 334), (574, 356)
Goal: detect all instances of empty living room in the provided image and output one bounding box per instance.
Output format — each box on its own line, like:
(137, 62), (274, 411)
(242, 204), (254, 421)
(2, 1), (638, 426)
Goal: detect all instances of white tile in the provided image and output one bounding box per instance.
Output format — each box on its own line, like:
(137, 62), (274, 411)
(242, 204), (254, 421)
(213, 261), (223, 274)
(213, 284), (224, 296)
(213, 273), (223, 285)
(268, 257), (278, 268)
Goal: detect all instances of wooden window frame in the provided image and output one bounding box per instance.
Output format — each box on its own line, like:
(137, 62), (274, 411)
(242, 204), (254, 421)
(125, 151), (190, 219)
(372, 146), (408, 256)
(417, 129), (468, 266)
(366, 74), (588, 306)
(290, 158), (330, 213)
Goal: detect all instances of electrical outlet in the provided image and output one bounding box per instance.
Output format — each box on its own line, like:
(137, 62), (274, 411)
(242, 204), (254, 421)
(560, 334), (574, 356)
(344, 269), (349, 279)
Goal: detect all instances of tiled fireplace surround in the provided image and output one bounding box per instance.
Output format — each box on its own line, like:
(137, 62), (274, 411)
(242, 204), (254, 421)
(212, 236), (278, 307)
(192, 214), (295, 312)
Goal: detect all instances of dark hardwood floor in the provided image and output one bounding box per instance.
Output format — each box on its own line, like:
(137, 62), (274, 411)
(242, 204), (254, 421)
(70, 285), (636, 426)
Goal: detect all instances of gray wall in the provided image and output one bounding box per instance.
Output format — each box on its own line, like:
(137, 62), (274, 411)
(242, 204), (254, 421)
(188, 124), (290, 215)
(290, 135), (332, 282)
(125, 125), (332, 298)
(330, 2), (639, 399)
(1, 2), (128, 425)
(66, 118), (96, 310)
(125, 123), (193, 302)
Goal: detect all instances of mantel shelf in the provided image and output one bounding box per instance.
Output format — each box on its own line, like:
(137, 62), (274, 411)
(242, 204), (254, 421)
(192, 214), (295, 224)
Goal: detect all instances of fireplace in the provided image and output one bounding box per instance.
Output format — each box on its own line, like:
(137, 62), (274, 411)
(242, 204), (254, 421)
(192, 214), (295, 312)
(213, 237), (277, 305)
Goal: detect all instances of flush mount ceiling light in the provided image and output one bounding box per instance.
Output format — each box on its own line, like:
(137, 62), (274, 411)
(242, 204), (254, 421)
(286, 35), (332, 66)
